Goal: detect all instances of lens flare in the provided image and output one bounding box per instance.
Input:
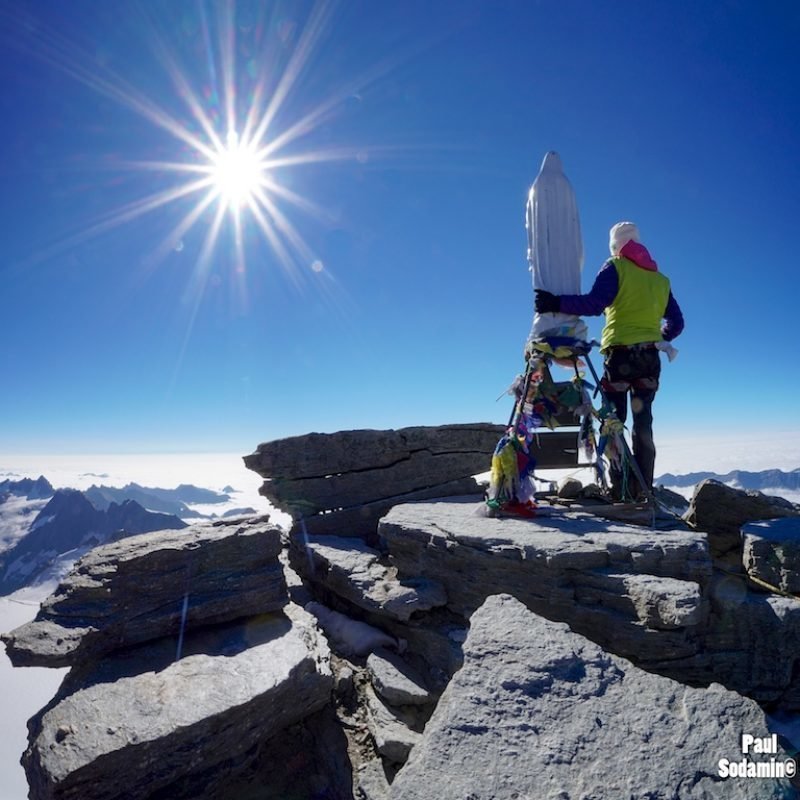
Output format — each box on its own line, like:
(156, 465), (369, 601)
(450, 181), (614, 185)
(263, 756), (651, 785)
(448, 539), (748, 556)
(9, 2), (381, 289)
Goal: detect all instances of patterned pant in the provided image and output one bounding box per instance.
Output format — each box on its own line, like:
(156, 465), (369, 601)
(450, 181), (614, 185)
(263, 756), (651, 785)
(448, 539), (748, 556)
(601, 346), (661, 496)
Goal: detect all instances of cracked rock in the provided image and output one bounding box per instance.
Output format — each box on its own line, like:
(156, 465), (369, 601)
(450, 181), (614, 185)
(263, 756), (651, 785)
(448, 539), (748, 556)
(296, 535), (447, 622)
(389, 594), (792, 800)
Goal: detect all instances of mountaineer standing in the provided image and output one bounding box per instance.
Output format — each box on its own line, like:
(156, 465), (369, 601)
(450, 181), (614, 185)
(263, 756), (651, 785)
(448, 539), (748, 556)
(534, 222), (684, 499)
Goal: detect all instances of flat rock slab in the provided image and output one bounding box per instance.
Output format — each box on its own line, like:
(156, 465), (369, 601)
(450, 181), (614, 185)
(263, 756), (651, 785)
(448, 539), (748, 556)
(379, 499), (715, 674)
(23, 605), (333, 800)
(297, 535), (447, 622)
(577, 571), (706, 630)
(382, 499), (711, 580)
(380, 499), (711, 609)
(244, 423), (504, 481)
(743, 517), (800, 593)
(389, 594), (794, 800)
(3, 519), (287, 667)
(367, 648), (434, 707)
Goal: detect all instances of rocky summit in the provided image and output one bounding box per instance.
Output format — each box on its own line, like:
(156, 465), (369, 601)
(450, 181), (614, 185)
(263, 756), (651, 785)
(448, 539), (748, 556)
(244, 423), (504, 539)
(4, 425), (800, 799)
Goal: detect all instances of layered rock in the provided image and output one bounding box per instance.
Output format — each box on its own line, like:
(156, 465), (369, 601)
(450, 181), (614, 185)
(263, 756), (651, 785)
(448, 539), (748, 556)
(379, 499), (710, 664)
(389, 594), (794, 800)
(376, 498), (800, 705)
(700, 583), (800, 706)
(4, 517), (345, 800)
(244, 424), (503, 482)
(244, 424), (503, 538)
(3, 517), (287, 667)
(23, 605), (333, 800)
(195, 705), (353, 800)
(298, 535), (447, 622)
(290, 533), (466, 687)
(684, 479), (800, 558)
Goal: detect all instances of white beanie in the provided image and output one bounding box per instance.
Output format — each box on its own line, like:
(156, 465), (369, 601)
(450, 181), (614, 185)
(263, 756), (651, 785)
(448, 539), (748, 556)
(609, 221), (640, 256)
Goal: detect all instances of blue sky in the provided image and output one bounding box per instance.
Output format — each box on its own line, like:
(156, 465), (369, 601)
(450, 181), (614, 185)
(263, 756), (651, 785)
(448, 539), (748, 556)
(1, 0), (799, 463)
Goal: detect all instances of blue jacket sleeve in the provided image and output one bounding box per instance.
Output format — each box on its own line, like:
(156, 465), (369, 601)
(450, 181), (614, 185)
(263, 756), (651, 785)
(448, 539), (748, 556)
(559, 261), (618, 316)
(661, 292), (684, 341)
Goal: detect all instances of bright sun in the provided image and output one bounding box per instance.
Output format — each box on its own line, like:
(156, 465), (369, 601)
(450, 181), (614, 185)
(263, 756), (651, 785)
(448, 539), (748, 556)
(210, 131), (265, 210)
(34, 2), (369, 289)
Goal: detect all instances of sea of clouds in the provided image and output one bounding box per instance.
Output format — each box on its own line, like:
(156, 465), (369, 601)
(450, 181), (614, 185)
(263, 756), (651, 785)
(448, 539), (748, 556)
(656, 430), (800, 504)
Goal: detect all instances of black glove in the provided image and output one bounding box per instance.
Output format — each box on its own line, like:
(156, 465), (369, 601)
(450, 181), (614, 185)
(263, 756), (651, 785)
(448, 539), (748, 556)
(535, 289), (560, 314)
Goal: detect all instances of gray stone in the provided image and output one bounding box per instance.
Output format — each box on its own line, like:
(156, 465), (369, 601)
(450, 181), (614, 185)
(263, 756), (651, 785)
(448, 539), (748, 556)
(743, 517), (800, 593)
(367, 648), (433, 707)
(263, 451), (494, 516)
(389, 594), (793, 800)
(556, 476), (582, 499)
(295, 535), (447, 621)
(701, 577), (800, 706)
(364, 684), (422, 765)
(376, 498), (800, 705)
(684, 479), (799, 557)
(334, 663), (355, 698)
(23, 604), (333, 800)
(634, 575), (800, 709)
(577, 571), (706, 630)
(245, 424), (503, 538)
(381, 500), (711, 593)
(654, 484), (691, 514)
(355, 759), (391, 800)
(244, 423), (504, 481)
(3, 519), (287, 667)
(366, 612), (468, 692)
(196, 705), (353, 800)
(290, 479), (482, 539)
(379, 499), (711, 667)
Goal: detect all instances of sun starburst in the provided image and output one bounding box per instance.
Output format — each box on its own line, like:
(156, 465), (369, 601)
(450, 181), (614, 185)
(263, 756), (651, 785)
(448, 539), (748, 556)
(206, 130), (266, 211)
(11, 1), (385, 298)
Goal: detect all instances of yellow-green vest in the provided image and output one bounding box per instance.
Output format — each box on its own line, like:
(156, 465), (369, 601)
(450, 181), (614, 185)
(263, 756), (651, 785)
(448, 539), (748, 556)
(601, 257), (671, 351)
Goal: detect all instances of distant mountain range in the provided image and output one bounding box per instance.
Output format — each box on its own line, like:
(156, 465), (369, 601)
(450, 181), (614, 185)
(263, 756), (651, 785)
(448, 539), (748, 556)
(0, 477), (235, 597)
(656, 468), (800, 491)
(0, 490), (187, 595)
(0, 477), (231, 516)
(85, 482), (230, 518)
(0, 476), (54, 500)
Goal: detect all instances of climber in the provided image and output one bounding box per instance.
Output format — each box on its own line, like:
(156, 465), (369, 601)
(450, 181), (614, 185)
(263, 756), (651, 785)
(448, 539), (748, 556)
(534, 221), (684, 500)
